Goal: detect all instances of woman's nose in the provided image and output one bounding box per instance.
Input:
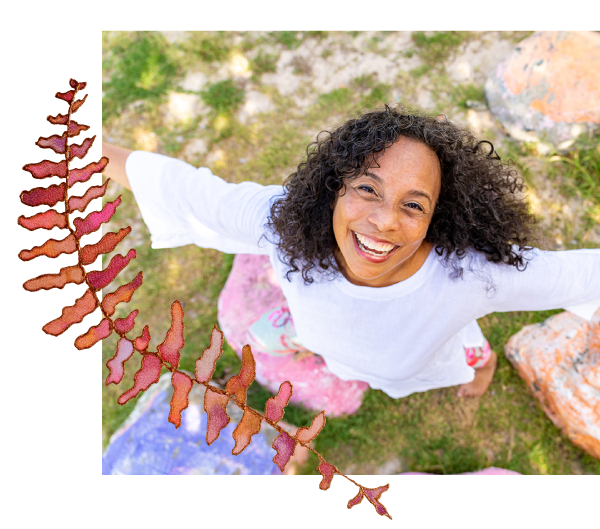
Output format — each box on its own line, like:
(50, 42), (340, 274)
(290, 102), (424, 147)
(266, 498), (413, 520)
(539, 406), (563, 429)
(367, 202), (400, 232)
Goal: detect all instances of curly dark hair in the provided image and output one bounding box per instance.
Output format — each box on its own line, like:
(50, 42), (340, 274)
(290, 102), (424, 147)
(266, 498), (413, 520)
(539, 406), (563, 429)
(265, 104), (539, 284)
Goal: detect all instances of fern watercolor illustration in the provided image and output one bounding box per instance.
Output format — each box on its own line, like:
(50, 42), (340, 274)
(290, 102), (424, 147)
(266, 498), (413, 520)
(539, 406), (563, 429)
(18, 79), (392, 520)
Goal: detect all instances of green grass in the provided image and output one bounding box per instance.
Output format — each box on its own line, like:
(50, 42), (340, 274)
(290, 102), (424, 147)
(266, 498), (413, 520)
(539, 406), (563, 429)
(451, 83), (487, 109)
(411, 31), (470, 65)
(249, 49), (279, 77)
(360, 83), (392, 109)
(201, 79), (245, 114)
(181, 31), (233, 63)
(102, 32), (181, 123)
(102, 31), (600, 473)
(509, 132), (600, 229)
(550, 136), (600, 204)
(271, 29), (330, 50)
(410, 64), (431, 79)
(271, 31), (302, 49)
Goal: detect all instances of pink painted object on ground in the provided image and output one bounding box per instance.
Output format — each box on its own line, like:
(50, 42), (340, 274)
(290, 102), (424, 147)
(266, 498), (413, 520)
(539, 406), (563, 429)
(218, 254), (369, 417)
(401, 467), (521, 475)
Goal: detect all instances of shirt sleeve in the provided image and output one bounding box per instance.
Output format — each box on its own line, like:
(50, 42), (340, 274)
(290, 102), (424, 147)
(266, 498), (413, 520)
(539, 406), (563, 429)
(125, 150), (284, 254)
(472, 247), (600, 321)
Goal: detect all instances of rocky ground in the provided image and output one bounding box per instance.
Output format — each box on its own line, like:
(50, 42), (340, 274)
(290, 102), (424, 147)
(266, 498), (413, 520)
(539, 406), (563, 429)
(101, 31), (600, 475)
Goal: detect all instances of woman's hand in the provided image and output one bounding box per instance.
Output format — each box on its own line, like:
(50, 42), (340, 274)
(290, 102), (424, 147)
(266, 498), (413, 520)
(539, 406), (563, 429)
(102, 142), (134, 191)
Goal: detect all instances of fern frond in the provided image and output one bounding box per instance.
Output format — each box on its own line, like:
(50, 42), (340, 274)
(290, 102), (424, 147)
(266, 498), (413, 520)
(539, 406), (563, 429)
(20, 79), (393, 520)
(157, 301), (185, 369)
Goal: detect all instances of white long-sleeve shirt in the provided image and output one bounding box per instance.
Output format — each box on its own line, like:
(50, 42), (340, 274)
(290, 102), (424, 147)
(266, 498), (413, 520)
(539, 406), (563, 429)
(126, 151), (600, 398)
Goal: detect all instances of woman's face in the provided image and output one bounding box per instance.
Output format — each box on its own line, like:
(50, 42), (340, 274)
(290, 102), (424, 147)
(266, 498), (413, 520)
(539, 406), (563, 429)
(331, 136), (441, 287)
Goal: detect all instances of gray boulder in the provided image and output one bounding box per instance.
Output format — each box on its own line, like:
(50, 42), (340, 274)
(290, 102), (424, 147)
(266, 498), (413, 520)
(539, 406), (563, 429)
(485, 31), (600, 153)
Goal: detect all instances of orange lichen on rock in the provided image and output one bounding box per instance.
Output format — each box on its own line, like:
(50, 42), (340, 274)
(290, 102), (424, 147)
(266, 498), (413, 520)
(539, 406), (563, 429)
(504, 31), (600, 124)
(505, 310), (600, 458)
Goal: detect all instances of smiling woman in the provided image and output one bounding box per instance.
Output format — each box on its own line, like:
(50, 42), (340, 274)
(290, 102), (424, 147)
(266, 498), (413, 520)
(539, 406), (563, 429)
(102, 105), (600, 416)
(331, 137), (441, 287)
(267, 107), (540, 287)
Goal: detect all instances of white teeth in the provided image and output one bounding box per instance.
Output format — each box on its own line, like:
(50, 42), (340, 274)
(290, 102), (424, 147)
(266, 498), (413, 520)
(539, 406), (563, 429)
(355, 232), (395, 253)
(354, 232), (396, 256)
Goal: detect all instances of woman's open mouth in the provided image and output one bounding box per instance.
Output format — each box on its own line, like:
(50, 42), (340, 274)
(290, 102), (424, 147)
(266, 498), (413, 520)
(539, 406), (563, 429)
(352, 231), (400, 263)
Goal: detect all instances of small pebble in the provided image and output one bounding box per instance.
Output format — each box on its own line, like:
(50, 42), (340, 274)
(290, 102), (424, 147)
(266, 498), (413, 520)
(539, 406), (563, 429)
(465, 100), (487, 111)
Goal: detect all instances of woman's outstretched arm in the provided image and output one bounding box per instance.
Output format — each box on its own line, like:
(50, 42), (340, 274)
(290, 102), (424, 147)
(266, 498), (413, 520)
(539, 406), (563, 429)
(102, 141), (133, 190)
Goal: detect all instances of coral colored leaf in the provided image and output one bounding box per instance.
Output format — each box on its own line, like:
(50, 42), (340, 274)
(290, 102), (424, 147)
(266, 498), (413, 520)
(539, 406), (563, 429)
(18, 210), (67, 231)
(264, 381), (293, 423)
(169, 371), (193, 428)
(363, 485), (392, 519)
(42, 289), (97, 336)
(69, 79), (86, 90)
(80, 227), (131, 266)
(87, 249), (136, 290)
(114, 309), (139, 334)
(134, 325), (151, 351)
(68, 180), (109, 213)
(19, 233), (77, 261)
(56, 90), (74, 102)
(36, 132), (67, 154)
(204, 387), (230, 445)
(73, 196), (120, 237)
(67, 120), (90, 137)
(272, 431), (296, 472)
(318, 462), (337, 490)
(47, 113), (69, 125)
(347, 490), (364, 509)
(75, 318), (112, 350)
(23, 264), (85, 291)
(68, 157), (108, 187)
(69, 135), (95, 161)
(296, 411), (326, 444)
(71, 94), (88, 113)
(106, 337), (135, 385)
(195, 325), (224, 383)
(23, 159), (67, 179)
(157, 301), (185, 369)
(101, 272), (143, 316)
(232, 408), (263, 455)
(118, 354), (162, 405)
(225, 344), (255, 406)
(20, 183), (66, 207)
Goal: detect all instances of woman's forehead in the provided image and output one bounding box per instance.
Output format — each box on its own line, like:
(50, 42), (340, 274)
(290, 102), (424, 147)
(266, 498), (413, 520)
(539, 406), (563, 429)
(363, 138), (441, 191)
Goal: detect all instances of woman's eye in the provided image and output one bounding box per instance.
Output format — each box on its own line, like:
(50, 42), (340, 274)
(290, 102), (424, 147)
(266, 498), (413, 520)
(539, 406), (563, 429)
(406, 202), (424, 212)
(358, 185), (376, 195)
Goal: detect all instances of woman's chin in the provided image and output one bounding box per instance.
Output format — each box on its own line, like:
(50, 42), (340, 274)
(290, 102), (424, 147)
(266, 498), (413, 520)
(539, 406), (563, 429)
(357, 266), (393, 281)
(342, 257), (399, 284)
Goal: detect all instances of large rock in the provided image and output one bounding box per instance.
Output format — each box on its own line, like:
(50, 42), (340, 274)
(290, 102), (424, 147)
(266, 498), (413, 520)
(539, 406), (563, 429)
(504, 310), (600, 458)
(218, 254), (369, 417)
(485, 31), (600, 152)
(102, 372), (286, 475)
